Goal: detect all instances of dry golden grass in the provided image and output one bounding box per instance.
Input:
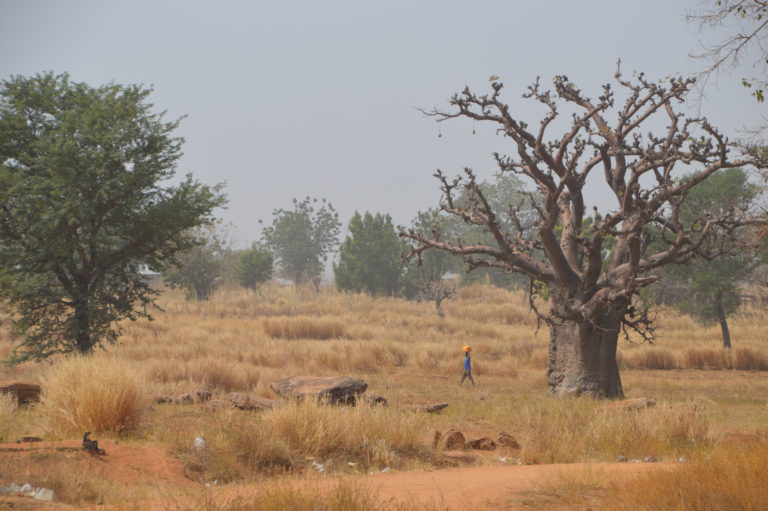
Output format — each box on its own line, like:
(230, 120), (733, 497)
(187, 481), (432, 511)
(604, 440), (768, 511)
(1, 282), (768, 507)
(38, 355), (148, 435)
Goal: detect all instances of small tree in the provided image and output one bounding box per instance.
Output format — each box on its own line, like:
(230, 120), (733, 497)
(0, 72), (225, 361)
(261, 197), (341, 287)
(401, 69), (763, 398)
(401, 208), (462, 315)
(335, 212), (402, 295)
(236, 243), (273, 290)
(655, 168), (758, 349)
(164, 222), (232, 300)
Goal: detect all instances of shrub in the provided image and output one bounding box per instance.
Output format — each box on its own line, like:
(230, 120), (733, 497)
(39, 356), (148, 434)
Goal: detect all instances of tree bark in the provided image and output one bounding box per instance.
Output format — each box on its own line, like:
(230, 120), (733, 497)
(714, 291), (732, 350)
(74, 301), (92, 353)
(547, 300), (626, 399)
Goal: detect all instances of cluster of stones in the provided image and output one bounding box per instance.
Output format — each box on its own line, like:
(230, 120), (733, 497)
(429, 429), (521, 452)
(154, 375), (450, 414)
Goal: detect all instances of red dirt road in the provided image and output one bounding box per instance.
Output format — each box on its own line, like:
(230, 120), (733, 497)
(0, 439), (675, 510)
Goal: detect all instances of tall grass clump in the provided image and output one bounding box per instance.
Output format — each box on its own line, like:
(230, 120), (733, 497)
(39, 356), (148, 435)
(226, 400), (425, 474)
(515, 398), (710, 463)
(621, 349), (678, 370)
(262, 316), (345, 340)
(605, 440), (768, 510)
(0, 391), (22, 442)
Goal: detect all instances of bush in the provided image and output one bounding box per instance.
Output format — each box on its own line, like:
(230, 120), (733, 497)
(39, 356), (148, 434)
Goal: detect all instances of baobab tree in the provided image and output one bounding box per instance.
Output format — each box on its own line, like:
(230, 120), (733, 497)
(401, 67), (763, 399)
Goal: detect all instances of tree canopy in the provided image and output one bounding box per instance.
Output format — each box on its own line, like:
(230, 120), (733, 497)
(261, 197), (340, 287)
(0, 72), (225, 362)
(164, 222), (232, 301)
(654, 168), (758, 348)
(236, 242), (273, 290)
(335, 211), (402, 296)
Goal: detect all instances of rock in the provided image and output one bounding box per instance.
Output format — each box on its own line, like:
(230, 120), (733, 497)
(466, 437), (497, 451)
(20, 483), (32, 493)
(497, 432), (521, 449)
(439, 429), (466, 450)
(400, 402), (449, 413)
(205, 398), (233, 411)
(19, 435), (43, 443)
(195, 390), (212, 403)
(605, 398), (656, 411)
(362, 394), (388, 406)
(0, 380), (41, 405)
(155, 395), (173, 404)
(228, 392), (274, 411)
(270, 376), (368, 405)
(174, 393), (195, 405)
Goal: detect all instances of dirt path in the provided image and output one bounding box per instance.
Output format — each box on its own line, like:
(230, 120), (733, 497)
(215, 461), (674, 511)
(0, 439), (676, 510)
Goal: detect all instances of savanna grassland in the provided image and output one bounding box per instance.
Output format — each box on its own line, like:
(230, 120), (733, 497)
(1, 283), (768, 510)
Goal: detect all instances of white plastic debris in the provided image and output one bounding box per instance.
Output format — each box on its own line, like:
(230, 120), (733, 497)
(380, 467), (390, 473)
(311, 460), (325, 473)
(679, 456), (688, 463)
(347, 461), (356, 467)
(20, 483), (32, 493)
(496, 456), (508, 464)
(193, 437), (206, 451)
(32, 488), (54, 501)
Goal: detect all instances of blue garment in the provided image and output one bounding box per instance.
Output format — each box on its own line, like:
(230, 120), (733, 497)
(464, 355), (471, 370)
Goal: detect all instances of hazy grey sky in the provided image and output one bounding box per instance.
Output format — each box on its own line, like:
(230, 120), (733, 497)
(0, 1), (762, 246)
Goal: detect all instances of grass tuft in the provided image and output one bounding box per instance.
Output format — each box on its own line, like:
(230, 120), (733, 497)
(38, 355), (148, 435)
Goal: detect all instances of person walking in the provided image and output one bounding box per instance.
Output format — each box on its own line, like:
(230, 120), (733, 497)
(460, 345), (475, 386)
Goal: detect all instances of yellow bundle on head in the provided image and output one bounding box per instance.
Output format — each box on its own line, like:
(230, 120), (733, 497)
(463, 345), (472, 352)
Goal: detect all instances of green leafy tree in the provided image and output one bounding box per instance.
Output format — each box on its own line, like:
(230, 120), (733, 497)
(164, 222), (232, 300)
(0, 72), (225, 362)
(334, 212), (402, 295)
(236, 243), (273, 290)
(261, 197), (341, 287)
(655, 168), (758, 349)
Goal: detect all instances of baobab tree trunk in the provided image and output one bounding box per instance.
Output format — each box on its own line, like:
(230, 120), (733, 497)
(547, 300), (626, 399)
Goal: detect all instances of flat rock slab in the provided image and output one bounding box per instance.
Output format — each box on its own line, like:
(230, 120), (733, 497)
(229, 392), (275, 411)
(0, 381), (41, 405)
(270, 376), (368, 405)
(401, 402), (449, 413)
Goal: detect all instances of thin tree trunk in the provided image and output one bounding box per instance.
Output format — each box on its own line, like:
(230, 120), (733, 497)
(547, 300), (626, 399)
(74, 301), (92, 353)
(715, 291), (732, 349)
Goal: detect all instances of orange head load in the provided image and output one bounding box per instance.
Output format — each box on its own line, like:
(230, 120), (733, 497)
(463, 345), (472, 352)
